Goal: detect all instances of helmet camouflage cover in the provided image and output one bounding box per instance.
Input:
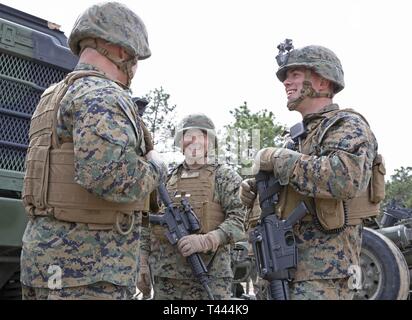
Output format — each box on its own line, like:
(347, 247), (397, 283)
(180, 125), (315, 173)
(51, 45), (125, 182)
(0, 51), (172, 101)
(68, 1), (151, 59)
(174, 113), (216, 146)
(276, 44), (345, 94)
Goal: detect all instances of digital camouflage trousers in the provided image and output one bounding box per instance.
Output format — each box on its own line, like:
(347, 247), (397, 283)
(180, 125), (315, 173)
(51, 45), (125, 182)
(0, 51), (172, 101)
(21, 281), (135, 300)
(153, 276), (233, 300)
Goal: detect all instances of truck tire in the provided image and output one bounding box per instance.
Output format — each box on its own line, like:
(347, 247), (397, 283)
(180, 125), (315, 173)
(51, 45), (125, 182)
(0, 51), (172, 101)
(354, 227), (410, 300)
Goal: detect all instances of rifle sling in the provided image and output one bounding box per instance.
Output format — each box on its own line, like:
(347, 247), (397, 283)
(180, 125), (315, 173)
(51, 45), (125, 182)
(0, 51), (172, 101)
(258, 185), (280, 202)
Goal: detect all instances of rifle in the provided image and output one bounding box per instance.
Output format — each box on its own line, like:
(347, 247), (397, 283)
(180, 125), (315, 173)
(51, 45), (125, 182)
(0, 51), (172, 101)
(149, 183), (215, 300)
(249, 171), (308, 300)
(132, 97), (154, 153)
(132, 97), (149, 117)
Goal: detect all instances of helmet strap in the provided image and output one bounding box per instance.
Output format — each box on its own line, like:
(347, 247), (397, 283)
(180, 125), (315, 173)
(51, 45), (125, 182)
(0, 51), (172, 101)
(79, 38), (137, 87)
(287, 69), (334, 111)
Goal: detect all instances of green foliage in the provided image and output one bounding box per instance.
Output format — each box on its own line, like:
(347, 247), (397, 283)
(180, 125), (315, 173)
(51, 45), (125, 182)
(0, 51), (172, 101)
(384, 166), (412, 208)
(226, 102), (285, 148)
(142, 87), (176, 152)
(222, 102), (285, 176)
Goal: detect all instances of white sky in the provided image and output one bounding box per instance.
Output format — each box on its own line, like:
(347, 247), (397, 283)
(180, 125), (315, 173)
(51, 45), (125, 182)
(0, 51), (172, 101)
(2, 0), (412, 178)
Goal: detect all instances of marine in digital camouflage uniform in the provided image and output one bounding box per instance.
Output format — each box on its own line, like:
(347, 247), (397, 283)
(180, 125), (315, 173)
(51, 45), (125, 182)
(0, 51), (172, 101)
(138, 114), (247, 300)
(20, 2), (166, 300)
(240, 41), (383, 300)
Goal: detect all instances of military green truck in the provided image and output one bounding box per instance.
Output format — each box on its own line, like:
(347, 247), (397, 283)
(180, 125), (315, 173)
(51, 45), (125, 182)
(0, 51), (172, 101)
(0, 3), (77, 299)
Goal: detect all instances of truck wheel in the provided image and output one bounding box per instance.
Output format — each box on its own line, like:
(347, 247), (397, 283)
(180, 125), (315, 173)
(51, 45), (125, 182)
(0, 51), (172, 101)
(354, 227), (410, 300)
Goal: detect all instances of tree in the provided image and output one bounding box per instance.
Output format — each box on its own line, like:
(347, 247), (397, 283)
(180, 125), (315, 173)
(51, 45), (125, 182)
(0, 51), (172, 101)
(137, 87), (183, 170)
(141, 87), (177, 153)
(226, 102), (285, 147)
(384, 166), (412, 208)
(221, 102), (285, 176)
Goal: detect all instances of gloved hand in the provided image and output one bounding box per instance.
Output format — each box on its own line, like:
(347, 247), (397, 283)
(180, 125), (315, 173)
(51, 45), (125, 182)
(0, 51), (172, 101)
(177, 230), (224, 257)
(251, 147), (279, 175)
(239, 178), (257, 208)
(136, 251), (152, 299)
(146, 150), (168, 182)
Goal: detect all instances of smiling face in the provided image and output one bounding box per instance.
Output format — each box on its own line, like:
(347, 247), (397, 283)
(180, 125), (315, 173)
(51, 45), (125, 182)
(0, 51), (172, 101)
(283, 67), (306, 101)
(282, 67), (332, 112)
(182, 128), (209, 166)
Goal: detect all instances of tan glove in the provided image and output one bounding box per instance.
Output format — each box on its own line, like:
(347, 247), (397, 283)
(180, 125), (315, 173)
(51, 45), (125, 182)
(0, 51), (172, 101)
(251, 147), (279, 175)
(177, 230), (224, 257)
(136, 251), (152, 299)
(239, 178), (257, 208)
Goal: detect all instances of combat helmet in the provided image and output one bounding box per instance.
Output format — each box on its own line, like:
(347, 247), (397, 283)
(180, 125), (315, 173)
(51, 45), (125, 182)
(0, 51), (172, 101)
(68, 2), (151, 87)
(275, 39), (344, 94)
(174, 113), (216, 147)
(68, 1), (150, 59)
